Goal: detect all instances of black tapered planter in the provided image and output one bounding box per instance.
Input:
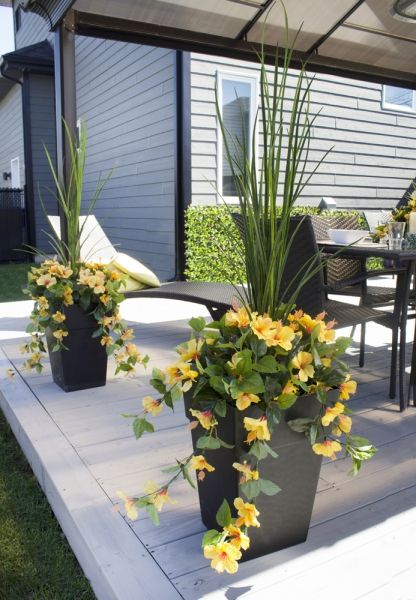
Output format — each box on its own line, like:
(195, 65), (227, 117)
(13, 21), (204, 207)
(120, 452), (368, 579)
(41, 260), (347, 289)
(45, 304), (107, 392)
(184, 393), (325, 561)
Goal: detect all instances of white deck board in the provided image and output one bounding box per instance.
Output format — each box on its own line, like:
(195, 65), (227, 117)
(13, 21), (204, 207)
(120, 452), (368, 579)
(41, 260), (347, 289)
(1, 309), (416, 600)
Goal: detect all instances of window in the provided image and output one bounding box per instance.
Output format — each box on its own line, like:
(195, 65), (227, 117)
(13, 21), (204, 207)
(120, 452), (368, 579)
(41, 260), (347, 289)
(217, 72), (258, 200)
(10, 157), (20, 189)
(382, 85), (416, 113)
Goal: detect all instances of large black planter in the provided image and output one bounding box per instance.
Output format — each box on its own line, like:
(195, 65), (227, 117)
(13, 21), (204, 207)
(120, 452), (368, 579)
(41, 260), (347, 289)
(184, 393), (324, 561)
(45, 304), (107, 392)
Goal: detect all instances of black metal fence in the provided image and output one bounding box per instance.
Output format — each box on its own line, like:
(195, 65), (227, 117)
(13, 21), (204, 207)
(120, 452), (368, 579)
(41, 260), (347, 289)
(0, 187), (28, 262)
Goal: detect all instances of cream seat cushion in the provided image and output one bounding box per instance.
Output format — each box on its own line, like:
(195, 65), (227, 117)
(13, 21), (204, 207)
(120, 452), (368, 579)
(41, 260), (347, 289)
(111, 252), (161, 290)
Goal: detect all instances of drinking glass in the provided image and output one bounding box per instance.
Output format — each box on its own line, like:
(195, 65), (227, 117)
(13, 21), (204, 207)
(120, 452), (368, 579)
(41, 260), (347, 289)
(387, 221), (405, 251)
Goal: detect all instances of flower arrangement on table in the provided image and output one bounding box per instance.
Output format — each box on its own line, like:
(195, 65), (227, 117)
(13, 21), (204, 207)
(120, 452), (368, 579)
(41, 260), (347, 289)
(117, 306), (376, 574)
(22, 258), (147, 374)
(371, 190), (416, 242)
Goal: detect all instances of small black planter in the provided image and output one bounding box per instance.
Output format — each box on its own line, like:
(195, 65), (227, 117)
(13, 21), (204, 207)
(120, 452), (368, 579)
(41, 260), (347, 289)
(45, 304), (107, 392)
(184, 393), (324, 561)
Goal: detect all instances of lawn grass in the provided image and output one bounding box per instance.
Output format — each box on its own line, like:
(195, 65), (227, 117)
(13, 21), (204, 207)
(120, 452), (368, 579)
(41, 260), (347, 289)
(0, 408), (96, 600)
(0, 263), (32, 303)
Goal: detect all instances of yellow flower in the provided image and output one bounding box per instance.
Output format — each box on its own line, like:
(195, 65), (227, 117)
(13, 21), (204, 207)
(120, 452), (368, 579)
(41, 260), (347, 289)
(63, 287), (74, 306)
(332, 414), (352, 436)
(243, 416), (270, 443)
(142, 395), (163, 416)
(189, 408), (218, 430)
(224, 524), (250, 551)
(39, 309), (49, 318)
(144, 481), (176, 511)
(167, 362), (198, 390)
(312, 439), (342, 460)
(298, 313), (319, 333)
(203, 542), (241, 574)
(101, 335), (113, 347)
(53, 329), (68, 342)
(116, 490), (138, 520)
(225, 306), (251, 328)
(321, 401), (345, 426)
(6, 368), (15, 379)
(52, 311), (66, 323)
(318, 323), (336, 343)
(120, 328), (134, 342)
(190, 455), (215, 472)
(250, 314), (275, 341)
(126, 343), (141, 359)
(232, 461), (259, 482)
(177, 338), (203, 362)
(36, 273), (57, 288)
(234, 497), (260, 528)
(339, 375), (357, 400)
(291, 351), (315, 382)
(321, 357), (332, 368)
(38, 296), (49, 310)
(49, 264), (73, 278)
(99, 315), (113, 329)
(78, 268), (91, 285)
(281, 380), (298, 395)
(99, 294), (111, 305)
(235, 392), (260, 411)
(265, 321), (295, 351)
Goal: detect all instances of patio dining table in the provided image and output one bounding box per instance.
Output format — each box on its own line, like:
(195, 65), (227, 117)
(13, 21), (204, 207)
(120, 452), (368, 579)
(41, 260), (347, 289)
(318, 239), (416, 412)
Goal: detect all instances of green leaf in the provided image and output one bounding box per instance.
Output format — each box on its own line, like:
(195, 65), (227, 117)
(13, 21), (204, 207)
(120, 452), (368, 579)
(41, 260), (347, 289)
(152, 367), (166, 382)
(229, 372), (265, 398)
(253, 355), (279, 373)
(181, 465), (196, 489)
(316, 386), (328, 404)
(287, 417), (314, 433)
(164, 391), (173, 410)
(334, 336), (352, 356)
(189, 317), (206, 332)
(91, 327), (103, 338)
(262, 442), (278, 458)
(218, 437), (234, 449)
(151, 379), (167, 394)
(201, 529), (222, 548)
(196, 435), (221, 450)
(248, 440), (268, 460)
(309, 423), (318, 445)
(275, 393), (297, 410)
(204, 364), (223, 377)
(216, 499), (231, 527)
(259, 478), (281, 496)
(241, 479), (261, 500)
(266, 403), (281, 431)
(133, 417), (155, 439)
(209, 376), (228, 395)
(146, 503), (160, 526)
(214, 398), (227, 417)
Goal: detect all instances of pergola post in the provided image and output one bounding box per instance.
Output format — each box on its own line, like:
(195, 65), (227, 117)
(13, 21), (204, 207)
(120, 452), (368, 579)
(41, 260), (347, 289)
(54, 15), (77, 255)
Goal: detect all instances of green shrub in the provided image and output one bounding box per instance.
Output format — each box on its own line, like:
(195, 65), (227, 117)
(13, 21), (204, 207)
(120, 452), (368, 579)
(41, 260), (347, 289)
(184, 205), (367, 282)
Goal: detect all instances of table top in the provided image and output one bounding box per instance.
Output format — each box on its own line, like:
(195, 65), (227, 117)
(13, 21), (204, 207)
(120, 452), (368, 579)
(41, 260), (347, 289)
(318, 239), (416, 263)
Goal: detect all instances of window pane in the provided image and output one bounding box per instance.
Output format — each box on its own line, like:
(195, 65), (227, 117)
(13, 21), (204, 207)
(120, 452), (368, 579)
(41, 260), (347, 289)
(222, 79), (251, 197)
(385, 85), (413, 108)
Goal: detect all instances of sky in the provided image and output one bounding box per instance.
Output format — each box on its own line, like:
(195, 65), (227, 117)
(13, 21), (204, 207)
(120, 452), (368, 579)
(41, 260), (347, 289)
(0, 7), (15, 56)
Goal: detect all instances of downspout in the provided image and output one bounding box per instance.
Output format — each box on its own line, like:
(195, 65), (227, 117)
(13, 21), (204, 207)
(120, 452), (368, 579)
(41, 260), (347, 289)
(0, 59), (36, 247)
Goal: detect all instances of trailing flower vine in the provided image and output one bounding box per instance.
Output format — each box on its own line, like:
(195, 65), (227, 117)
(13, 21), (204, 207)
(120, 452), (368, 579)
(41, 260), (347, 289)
(118, 307), (377, 574)
(22, 259), (148, 374)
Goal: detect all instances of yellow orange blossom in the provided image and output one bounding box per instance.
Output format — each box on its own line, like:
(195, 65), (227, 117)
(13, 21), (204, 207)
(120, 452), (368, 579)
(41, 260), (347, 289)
(318, 323), (336, 343)
(87, 275), (106, 295)
(144, 481), (176, 511)
(189, 408), (218, 430)
(321, 357), (332, 368)
(101, 335), (112, 347)
(298, 313), (319, 333)
(177, 338), (203, 362)
(225, 306), (251, 328)
(110, 270), (120, 280)
(142, 395), (163, 416)
(36, 273), (57, 288)
(6, 368), (15, 379)
(232, 461), (259, 482)
(38, 296), (49, 309)
(265, 321), (295, 351)
(203, 542), (242, 574)
(250, 314), (275, 341)
(291, 351), (314, 382)
(78, 269), (91, 285)
(235, 392), (260, 411)
(224, 525), (250, 550)
(99, 315), (113, 328)
(190, 455), (215, 472)
(178, 362), (198, 381)
(332, 414), (352, 436)
(281, 380), (298, 395)
(243, 416), (270, 443)
(234, 497), (260, 528)
(53, 329), (68, 342)
(120, 328), (134, 341)
(115, 350), (127, 364)
(312, 439), (342, 460)
(321, 401), (345, 426)
(116, 490), (138, 520)
(39, 309), (49, 318)
(49, 264), (73, 278)
(52, 311), (66, 323)
(339, 374), (357, 400)
(126, 343), (140, 359)
(63, 287), (73, 306)
(99, 294), (111, 305)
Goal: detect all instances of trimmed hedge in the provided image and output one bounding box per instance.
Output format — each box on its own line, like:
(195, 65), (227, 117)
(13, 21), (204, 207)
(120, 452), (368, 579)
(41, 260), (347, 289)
(184, 205), (367, 282)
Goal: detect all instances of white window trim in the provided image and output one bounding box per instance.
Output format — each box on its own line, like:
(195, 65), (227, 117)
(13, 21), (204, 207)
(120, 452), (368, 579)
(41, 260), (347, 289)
(216, 70), (259, 204)
(10, 157), (20, 189)
(382, 85), (416, 114)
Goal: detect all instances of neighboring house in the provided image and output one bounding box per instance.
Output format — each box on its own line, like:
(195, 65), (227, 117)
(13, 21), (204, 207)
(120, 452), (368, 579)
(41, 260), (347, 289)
(1, 1), (416, 279)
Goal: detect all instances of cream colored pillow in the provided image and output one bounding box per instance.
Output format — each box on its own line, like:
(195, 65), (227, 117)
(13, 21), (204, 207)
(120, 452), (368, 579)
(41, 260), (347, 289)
(112, 252), (161, 289)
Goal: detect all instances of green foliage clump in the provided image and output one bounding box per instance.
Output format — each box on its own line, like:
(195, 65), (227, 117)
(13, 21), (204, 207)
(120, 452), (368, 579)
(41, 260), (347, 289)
(184, 205), (365, 283)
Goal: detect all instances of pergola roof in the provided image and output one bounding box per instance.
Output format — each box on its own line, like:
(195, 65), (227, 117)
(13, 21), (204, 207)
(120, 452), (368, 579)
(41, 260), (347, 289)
(26, 0), (416, 88)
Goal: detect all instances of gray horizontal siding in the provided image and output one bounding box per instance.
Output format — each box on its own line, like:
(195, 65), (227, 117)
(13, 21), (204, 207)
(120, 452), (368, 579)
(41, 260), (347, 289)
(0, 84), (24, 189)
(28, 74), (57, 252)
(75, 37), (176, 281)
(191, 53), (416, 210)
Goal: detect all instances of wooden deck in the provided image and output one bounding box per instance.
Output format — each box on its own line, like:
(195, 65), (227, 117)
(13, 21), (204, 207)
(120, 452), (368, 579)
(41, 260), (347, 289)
(1, 304), (416, 600)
